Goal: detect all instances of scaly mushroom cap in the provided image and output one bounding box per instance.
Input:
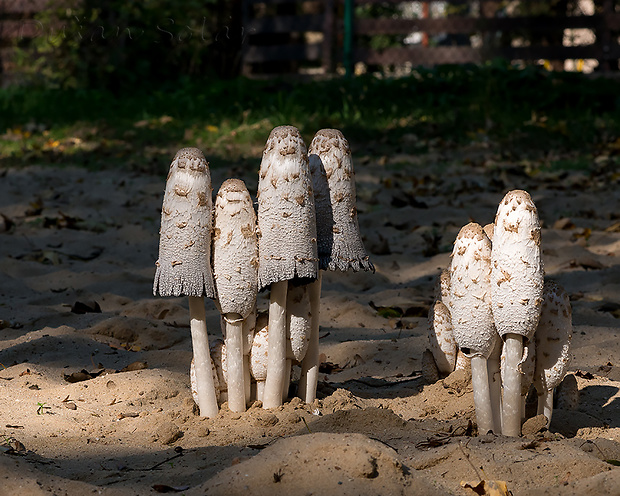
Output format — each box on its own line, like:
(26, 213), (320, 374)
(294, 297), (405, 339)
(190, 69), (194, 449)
(153, 147), (215, 298)
(434, 268), (451, 309)
(428, 300), (457, 375)
(308, 129), (373, 273)
(449, 223), (498, 358)
(249, 313), (269, 381)
(257, 126), (318, 289)
(534, 280), (572, 392)
(483, 223), (494, 243)
(491, 190), (544, 340)
(213, 179), (258, 318)
(286, 283), (312, 362)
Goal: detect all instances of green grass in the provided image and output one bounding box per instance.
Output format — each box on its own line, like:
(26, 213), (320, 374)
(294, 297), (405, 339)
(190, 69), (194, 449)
(1, 61), (620, 174)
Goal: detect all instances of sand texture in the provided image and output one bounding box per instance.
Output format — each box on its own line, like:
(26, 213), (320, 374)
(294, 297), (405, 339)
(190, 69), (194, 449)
(1, 152), (619, 495)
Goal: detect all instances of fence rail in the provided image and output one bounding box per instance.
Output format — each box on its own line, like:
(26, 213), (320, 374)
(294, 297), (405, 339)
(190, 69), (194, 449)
(242, 0), (620, 76)
(1, 0), (619, 83)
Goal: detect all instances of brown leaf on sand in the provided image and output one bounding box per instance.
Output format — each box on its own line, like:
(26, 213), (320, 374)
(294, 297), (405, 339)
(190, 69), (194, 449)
(121, 361), (148, 372)
(70, 300), (102, 314)
(567, 257), (606, 270)
(461, 479), (512, 496)
(64, 370), (100, 383)
(152, 484), (190, 493)
(604, 221), (620, 233)
(553, 217), (575, 230)
(571, 227), (592, 241)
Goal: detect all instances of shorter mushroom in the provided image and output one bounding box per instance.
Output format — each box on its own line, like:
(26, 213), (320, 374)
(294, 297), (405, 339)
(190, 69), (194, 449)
(212, 178), (258, 413)
(284, 283), (312, 399)
(427, 300), (457, 377)
(533, 280), (572, 427)
(249, 313), (269, 402)
(449, 223), (500, 434)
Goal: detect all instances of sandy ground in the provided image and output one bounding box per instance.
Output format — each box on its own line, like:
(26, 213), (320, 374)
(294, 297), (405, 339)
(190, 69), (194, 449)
(1, 145), (619, 495)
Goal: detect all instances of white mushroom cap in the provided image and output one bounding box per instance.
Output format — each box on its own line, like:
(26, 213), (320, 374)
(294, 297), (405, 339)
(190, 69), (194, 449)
(455, 349), (472, 374)
(427, 300), (457, 376)
(449, 223), (498, 358)
(491, 190), (544, 340)
(534, 280), (573, 392)
(434, 268), (451, 309)
(483, 223), (494, 243)
(153, 147), (215, 298)
(286, 283), (312, 362)
(308, 129), (373, 273)
(257, 126), (318, 289)
(213, 178), (258, 319)
(249, 313), (269, 381)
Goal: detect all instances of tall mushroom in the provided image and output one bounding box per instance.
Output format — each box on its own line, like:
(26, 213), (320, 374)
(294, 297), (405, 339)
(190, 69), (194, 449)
(534, 280), (572, 426)
(449, 223), (500, 434)
(153, 147), (219, 418)
(212, 178), (258, 413)
(491, 190), (544, 436)
(257, 126), (318, 409)
(300, 128), (374, 403)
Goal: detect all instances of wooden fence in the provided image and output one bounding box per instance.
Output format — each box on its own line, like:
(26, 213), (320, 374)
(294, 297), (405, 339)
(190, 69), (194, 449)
(242, 0), (620, 76)
(0, 0), (47, 84)
(2, 0), (620, 83)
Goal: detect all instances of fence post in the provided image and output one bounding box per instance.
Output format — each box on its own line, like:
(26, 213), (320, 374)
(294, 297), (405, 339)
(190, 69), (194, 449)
(600, 0), (613, 71)
(343, 0), (353, 77)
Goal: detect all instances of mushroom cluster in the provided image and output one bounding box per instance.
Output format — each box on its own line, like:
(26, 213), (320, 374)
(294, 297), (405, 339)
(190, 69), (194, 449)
(425, 190), (572, 436)
(153, 127), (372, 416)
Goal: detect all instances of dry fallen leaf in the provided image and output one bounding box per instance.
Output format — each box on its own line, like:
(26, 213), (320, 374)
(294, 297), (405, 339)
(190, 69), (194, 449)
(461, 479), (511, 496)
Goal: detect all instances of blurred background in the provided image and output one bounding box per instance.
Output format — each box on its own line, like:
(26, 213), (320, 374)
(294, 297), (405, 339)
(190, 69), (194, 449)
(1, 0), (620, 174)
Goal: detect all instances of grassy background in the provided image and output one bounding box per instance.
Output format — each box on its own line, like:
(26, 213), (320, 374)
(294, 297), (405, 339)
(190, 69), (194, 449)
(1, 61), (620, 175)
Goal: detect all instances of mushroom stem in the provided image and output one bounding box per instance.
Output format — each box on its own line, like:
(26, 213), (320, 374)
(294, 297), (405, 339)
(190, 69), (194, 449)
(487, 337), (502, 433)
(502, 333), (524, 436)
(256, 381), (265, 402)
(299, 273), (322, 403)
(224, 313), (246, 413)
(263, 280), (288, 408)
(188, 296), (219, 418)
(471, 355), (497, 434)
(537, 390), (554, 427)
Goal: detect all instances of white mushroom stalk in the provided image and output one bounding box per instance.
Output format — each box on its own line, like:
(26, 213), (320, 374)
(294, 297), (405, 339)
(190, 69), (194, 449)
(153, 147), (219, 418)
(300, 129), (373, 403)
(491, 190), (544, 436)
(449, 223), (500, 435)
(212, 179), (258, 413)
(534, 280), (572, 427)
(190, 355), (220, 408)
(257, 126), (318, 409)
